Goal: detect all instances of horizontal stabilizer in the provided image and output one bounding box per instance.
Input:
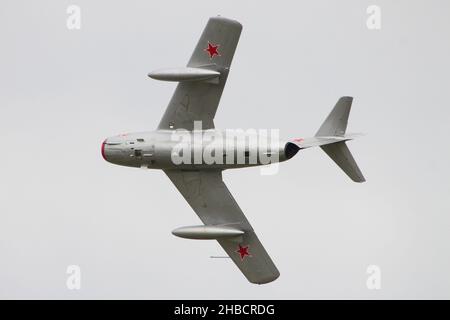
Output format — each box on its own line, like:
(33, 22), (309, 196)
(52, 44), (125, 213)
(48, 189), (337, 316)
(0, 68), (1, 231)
(321, 141), (365, 182)
(289, 134), (363, 150)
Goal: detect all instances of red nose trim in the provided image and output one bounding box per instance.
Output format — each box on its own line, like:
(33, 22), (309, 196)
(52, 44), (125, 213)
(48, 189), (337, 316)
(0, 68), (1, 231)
(101, 139), (107, 160)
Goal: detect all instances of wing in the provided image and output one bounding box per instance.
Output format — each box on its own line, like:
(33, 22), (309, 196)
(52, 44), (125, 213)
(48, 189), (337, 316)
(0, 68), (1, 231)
(158, 16), (242, 130)
(164, 169), (280, 284)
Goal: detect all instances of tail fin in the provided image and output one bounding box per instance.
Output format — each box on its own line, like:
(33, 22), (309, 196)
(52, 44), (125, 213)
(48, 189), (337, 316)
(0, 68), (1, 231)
(316, 96), (352, 137)
(316, 97), (365, 183)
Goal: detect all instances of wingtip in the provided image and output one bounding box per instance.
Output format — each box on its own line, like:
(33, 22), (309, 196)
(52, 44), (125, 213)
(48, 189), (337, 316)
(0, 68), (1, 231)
(210, 16), (243, 29)
(351, 173), (366, 183)
(249, 271), (280, 285)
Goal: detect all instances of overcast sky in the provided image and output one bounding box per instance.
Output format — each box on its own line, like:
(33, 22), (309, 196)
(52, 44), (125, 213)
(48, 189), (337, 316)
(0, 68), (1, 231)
(1, 0), (450, 299)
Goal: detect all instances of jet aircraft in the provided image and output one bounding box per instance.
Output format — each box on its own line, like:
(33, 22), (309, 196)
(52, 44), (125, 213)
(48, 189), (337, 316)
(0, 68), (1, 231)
(102, 16), (365, 284)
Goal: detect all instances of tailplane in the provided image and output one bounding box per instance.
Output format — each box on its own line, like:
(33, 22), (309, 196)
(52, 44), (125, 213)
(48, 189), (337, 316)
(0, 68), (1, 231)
(316, 96), (365, 183)
(286, 96), (365, 182)
(320, 141), (365, 182)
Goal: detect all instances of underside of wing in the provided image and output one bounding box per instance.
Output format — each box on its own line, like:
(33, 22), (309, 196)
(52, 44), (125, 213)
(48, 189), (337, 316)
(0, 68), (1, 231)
(164, 169), (280, 284)
(157, 17), (242, 130)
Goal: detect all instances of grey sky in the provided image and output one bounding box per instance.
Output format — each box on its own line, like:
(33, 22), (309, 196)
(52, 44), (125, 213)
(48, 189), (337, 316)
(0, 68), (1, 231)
(1, 0), (449, 299)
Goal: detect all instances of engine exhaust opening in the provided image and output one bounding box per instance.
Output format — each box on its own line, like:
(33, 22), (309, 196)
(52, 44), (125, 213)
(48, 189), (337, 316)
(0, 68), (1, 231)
(284, 142), (301, 159)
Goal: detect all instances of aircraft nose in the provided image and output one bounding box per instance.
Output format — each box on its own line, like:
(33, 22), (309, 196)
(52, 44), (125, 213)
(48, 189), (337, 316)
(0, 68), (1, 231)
(101, 139), (107, 161)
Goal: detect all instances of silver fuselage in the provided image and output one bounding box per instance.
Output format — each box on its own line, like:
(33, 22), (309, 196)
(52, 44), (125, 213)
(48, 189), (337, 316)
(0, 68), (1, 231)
(102, 130), (294, 170)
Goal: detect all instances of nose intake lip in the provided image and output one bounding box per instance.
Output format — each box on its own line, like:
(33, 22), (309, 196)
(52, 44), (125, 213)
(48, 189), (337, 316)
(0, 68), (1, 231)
(101, 139), (107, 160)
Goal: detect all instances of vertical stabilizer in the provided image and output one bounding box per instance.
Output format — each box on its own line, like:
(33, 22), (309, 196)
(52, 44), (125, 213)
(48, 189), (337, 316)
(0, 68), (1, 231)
(316, 96), (352, 137)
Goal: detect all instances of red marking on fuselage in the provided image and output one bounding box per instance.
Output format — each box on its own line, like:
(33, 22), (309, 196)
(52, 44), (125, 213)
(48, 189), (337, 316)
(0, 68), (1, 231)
(101, 139), (107, 160)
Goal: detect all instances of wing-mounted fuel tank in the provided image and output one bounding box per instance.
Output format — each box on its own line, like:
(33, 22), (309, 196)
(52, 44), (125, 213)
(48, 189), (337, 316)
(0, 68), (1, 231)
(148, 67), (220, 83)
(172, 225), (244, 240)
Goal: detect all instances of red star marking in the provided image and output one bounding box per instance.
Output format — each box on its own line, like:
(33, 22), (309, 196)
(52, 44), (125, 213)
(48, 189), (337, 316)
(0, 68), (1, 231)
(204, 42), (220, 59)
(293, 138), (304, 143)
(236, 244), (251, 261)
